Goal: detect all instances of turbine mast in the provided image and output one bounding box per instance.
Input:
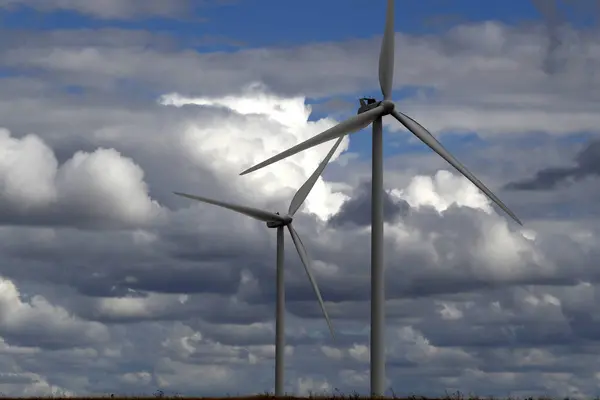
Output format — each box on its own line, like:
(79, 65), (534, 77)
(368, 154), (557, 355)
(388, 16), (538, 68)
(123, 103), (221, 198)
(370, 117), (385, 396)
(275, 226), (285, 396)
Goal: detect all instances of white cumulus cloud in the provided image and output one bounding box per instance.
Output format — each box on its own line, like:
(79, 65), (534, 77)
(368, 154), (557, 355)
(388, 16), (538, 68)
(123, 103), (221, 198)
(159, 83), (350, 220)
(0, 129), (161, 227)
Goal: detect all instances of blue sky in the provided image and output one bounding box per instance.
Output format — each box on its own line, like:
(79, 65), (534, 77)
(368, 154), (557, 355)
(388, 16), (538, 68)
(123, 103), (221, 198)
(0, 0), (589, 159)
(1, 0), (545, 43)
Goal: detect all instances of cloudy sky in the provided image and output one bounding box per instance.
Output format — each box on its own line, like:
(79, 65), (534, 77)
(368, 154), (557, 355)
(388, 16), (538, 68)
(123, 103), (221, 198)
(0, 0), (600, 397)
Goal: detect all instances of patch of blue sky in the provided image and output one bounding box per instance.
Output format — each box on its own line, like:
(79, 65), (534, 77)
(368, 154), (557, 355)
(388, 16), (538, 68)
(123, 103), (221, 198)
(555, 132), (596, 145)
(62, 84), (85, 95)
(0, 7), (91, 30)
(0, 0), (547, 52)
(173, 0), (543, 48)
(487, 131), (597, 150)
(3, 0), (596, 54)
(0, 67), (21, 78)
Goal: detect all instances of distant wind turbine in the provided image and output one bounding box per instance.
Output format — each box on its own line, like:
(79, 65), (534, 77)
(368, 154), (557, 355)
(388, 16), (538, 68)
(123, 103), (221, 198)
(174, 137), (343, 396)
(238, 0), (522, 396)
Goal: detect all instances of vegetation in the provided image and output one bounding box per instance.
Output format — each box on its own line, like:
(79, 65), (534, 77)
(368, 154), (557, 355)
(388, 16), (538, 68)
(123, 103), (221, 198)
(0, 390), (573, 400)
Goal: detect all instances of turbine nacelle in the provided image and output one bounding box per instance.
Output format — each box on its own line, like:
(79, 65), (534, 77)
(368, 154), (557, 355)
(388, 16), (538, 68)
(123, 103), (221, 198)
(357, 98), (395, 115)
(358, 97), (379, 114)
(266, 214), (293, 228)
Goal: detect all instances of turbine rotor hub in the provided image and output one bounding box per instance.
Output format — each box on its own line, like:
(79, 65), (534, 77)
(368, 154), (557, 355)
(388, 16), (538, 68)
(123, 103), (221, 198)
(380, 100), (395, 114)
(266, 214), (293, 228)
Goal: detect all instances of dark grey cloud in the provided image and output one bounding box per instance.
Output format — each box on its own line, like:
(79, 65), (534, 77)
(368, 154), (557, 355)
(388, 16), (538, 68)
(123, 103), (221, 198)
(328, 180), (410, 228)
(0, 373), (36, 385)
(0, 226), (252, 300)
(505, 140), (600, 190)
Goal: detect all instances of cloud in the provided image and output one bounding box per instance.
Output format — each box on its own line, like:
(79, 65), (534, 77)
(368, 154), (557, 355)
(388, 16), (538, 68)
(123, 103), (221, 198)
(2, 12), (600, 397)
(505, 140), (600, 191)
(0, 276), (109, 349)
(159, 83), (350, 221)
(1, 21), (599, 138)
(328, 180), (410, 228)
(0, 129), (162, 228)
(2, 81), (599, 397)
(0, 0), (195, 20)
(392, 170), (497, 215)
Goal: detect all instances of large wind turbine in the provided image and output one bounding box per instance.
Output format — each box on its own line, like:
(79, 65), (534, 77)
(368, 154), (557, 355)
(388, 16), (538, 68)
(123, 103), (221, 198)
(174, 137), (343, 396)
(239, 0), (522, 396)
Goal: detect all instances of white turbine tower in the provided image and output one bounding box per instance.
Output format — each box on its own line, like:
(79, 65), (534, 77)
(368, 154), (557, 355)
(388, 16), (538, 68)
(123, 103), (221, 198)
(174, 137), (343, 396)
(239, 0), (523, 396)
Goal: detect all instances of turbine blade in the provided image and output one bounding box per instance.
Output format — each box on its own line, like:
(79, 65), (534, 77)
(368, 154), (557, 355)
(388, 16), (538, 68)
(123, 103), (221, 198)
(287, 224), (335, 339)
(288, 136), (344, 217)
(390, 110), (523, 225)
(173, 192), (284, 223)
(240, 105), (386, 176)
(379, 0), (395, 100)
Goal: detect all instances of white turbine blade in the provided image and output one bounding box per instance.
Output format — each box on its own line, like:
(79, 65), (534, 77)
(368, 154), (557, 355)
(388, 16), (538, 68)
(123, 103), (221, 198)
(287, 224), (335, 339)
(173, 192), (285, 223)
(240, 105), (386, 176)
(390, 110), (523, 225)
(379, 0), (395, 100)
(288, 136), (344, 217)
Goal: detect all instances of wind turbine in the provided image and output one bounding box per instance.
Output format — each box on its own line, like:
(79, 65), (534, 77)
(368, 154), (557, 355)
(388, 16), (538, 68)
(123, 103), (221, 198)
(238, 0), (522, 396)
(174, 137), (343, 396)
